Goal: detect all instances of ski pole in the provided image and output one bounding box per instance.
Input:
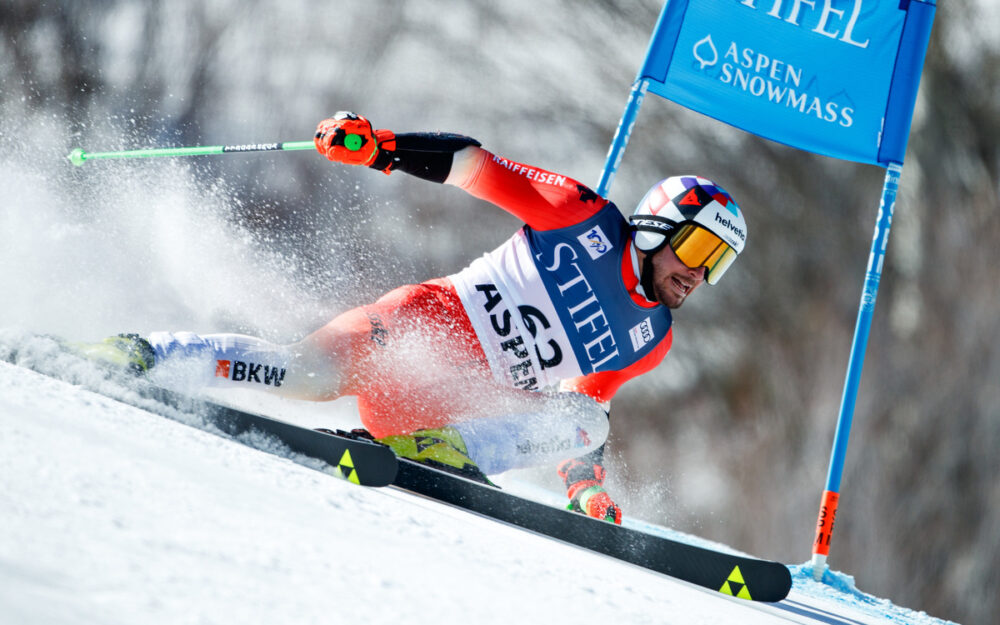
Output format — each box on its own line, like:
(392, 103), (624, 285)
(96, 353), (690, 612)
(809, 162), (903, 580)
(66, 141), (315, 167)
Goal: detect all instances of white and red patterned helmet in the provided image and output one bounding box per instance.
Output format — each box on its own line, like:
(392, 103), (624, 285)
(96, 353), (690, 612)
(629, 176), (747, 285)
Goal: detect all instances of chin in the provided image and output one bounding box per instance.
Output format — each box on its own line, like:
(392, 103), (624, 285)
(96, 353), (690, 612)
(654, 287), (685, 309)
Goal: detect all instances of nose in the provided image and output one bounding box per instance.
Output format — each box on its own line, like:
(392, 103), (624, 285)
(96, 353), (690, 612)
(688, 265), (707, 282)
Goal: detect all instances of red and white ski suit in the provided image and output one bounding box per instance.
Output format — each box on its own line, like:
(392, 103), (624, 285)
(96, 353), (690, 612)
(305, 147), (674, 438)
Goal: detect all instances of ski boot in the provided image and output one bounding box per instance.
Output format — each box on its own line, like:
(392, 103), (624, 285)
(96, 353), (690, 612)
(377, 426), (493, 485)
(74, 333), (156, 374)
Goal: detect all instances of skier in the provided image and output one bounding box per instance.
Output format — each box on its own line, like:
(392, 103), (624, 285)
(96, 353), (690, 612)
(87, 112), (747, 524)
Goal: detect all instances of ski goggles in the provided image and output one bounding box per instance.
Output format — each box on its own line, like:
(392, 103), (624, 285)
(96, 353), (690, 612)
(668, 223), (738, 286)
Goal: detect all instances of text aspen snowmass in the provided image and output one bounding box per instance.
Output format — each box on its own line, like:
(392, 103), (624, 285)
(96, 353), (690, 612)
(710, 0), (875, 128)
(718, 42), (854, 128)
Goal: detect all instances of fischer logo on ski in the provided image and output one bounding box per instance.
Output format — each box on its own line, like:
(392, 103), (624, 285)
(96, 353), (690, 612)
(333, 449), (362, 485)
(719, 566), (753, 600)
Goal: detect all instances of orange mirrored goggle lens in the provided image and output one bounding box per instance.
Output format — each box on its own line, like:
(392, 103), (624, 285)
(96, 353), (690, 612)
(669, 224), (738, 285)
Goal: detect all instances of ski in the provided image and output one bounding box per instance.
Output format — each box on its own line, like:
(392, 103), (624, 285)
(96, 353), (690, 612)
(134, 382), (792, 600)
(392, 457), (792, 602)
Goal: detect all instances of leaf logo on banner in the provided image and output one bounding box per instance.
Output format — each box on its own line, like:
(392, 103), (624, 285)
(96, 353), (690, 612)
(693, 34), (718, 70)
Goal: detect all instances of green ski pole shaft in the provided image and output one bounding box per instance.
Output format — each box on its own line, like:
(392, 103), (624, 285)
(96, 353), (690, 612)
(67, 141), (315, 167)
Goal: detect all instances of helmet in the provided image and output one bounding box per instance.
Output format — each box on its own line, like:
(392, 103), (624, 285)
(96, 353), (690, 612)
(629, 176), (746, 285)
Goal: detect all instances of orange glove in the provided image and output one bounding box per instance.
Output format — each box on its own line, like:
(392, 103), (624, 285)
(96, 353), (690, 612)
(557, 458), (622, 524)
(314, 112), (396, 171)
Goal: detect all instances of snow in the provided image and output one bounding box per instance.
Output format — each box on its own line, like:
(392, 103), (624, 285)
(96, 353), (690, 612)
(0, 336), (956, 625)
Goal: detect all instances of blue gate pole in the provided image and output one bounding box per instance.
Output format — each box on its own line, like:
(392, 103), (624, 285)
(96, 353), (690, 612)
(810, 162), (903, 579)
(596, 79), (649, 197)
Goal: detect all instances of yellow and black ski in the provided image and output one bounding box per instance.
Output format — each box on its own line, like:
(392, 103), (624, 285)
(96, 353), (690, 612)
(392, 458), (792, 602)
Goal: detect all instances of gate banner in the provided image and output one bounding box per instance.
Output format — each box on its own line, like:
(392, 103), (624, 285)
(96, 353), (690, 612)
(640, 0), (936, 165)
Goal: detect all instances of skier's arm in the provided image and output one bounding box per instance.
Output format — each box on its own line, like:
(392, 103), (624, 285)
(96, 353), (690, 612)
(444, 146), (607, 231)
(315, 112), (607, 230)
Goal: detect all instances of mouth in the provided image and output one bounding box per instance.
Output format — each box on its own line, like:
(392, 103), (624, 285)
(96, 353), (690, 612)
(671, 276), (693, 297)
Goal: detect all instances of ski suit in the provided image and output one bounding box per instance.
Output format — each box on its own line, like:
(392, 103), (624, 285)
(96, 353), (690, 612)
(148, 146), (674, 473)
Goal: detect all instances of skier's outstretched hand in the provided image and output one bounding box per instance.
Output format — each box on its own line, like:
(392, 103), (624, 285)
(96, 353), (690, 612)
(314, 111), (396, 169)
(558, 458), (623, 524)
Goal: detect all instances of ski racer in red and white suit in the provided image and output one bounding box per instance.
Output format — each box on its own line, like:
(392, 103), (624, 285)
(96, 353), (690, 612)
(306, 117), (676, 424)
(139, 112), (741, 524)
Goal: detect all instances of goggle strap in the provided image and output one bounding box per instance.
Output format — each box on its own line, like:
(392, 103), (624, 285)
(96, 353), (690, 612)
(629, 214), (678, 233)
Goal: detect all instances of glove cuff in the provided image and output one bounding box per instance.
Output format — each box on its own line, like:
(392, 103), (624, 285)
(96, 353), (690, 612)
(367, 129), (397, 174)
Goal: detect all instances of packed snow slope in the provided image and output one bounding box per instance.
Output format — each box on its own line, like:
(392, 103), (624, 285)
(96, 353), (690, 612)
(0, 336), (956, 625)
